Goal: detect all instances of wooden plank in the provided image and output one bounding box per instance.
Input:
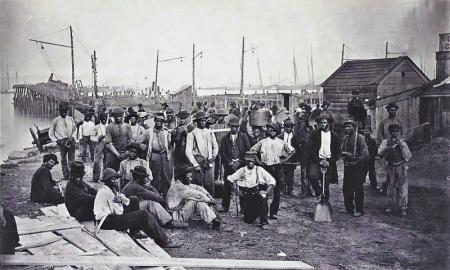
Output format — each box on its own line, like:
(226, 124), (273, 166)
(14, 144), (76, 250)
(20, 232), (84, 256)
(58, 228), (114, 256)
(0, 255), (315, 269)
(136, 238), (170, 258)
(19, 222), (80, 235)
(16, 235), (62, 251)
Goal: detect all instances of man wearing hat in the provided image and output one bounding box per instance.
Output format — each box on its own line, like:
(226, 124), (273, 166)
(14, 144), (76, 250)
(166, 164), (221, 230)
(250, 122), (295, 219)
(78, 112), (96, 163)
(296, 115), (314, 196)
(278, 119), (301, 196)
(185, 110), (219, 195)
(128, 111), (146, 141)
(121, 166), (188, 229)
(347, 90), (367, 130)
(94, 168), (180, 247)
(164, 108), (176, 131)
(118, 142), (152, 188)
(92, 113), (108, 182)
(341, 120), (369, 217)
(321, 101), (334, 123)
(212, 108), (230, 181)
(307, 113), (341, 200)
(378, 124), (412, 216)
(49, 102), (77, 180)
(104, 107), (133, 171)
(363, 126), (378, 190)
(227, 151), (275, 229)
(136, 112), (173, 196)
(30, 154), (64, 204)
(64, 161), (97, 221)
(218, 114), (251, 212)
(171, 110), (191, 167)
(248, 126), (265, 147)
(137, 103), (145, 112)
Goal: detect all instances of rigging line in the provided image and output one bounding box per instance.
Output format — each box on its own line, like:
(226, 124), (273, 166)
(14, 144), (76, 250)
(37, 42), (62, 80)
(72, 31), (91, 56)
(30, 27), (69, 40)
(345, 45), (365, 59)
(34, 42), (59, 80)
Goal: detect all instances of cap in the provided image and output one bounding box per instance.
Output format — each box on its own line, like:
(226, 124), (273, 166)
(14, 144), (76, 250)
(385, 102), (399, 110)
(102, 168), (121, 182)
(194, 111), (207, 121)
(244, 151), (258, 162)
(228, 115), (240, 126)
(176, 110), (190, 119)
(43, 153), (59, 164)
(130, 166), (149, 178)
(111, 107), (125, 116)
(343, 119), (358, 127)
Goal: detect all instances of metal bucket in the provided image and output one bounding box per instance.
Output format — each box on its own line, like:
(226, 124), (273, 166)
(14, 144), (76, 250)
(248, 110), (271, 127)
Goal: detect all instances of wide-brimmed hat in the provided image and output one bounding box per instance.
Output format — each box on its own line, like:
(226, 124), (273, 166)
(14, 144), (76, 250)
(176, 110), (190, 119)
(315, 113), (332, 123)
(194, 111), (207, 121)
(174, 164), (194, 179)
(58, 103), (70, 111)
(214, 108), (228, 116)
(228, 115), (240, 126)
(266, 122), (280, 133)
(385, 102), (399, 111)
(343, 119), (358, 127)
(154, 112), (166, 121)
(284, 119), (295, 127)
(130, 166), (149, 178)
(111, 107), (125, 116)
(244, 151), (258, 162)
(102, 168), (121, 182)
(70, 161), (85, 177)
(43, 153), (59, 164)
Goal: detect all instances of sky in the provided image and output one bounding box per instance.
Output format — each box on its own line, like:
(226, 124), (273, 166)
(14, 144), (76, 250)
(0, 0), (448, 92)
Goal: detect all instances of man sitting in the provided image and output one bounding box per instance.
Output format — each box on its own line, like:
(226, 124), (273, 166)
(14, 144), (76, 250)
(166, 165), (221, 230)
(64, 161), (97, 221)
(121, 166), (188, 229)
(0, 205), (20, 254)
(118, 143), (152, 188)
(227, 151), (275, 229)
(93, 168), (180, 248)
(30, 154), (64, 204)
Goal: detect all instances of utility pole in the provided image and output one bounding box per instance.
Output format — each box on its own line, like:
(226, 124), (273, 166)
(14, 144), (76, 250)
(385, 42), (388, 59)
(257, 57), (263, 87)
(91, 50), (98, 99)
(293, 55), (298, 86)
(341, 43), (345, 65)
(15, 71), (18, 85)
(240, 36), (245, 96)
(310, 45), (315, 85)
(6, 64), (10, 90)
(192, 43), (203, 103)
(154, 50), (159, 101)
(306, 60), (311, 85)
(70, 25), (75, 86)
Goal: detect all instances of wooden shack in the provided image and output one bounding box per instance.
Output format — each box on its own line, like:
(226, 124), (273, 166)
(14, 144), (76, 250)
(321, 56), (430, 135)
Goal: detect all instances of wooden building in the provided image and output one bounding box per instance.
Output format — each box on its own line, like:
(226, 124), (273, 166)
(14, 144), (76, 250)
(321, 56), (430, 135)
(170, 85), (193, 110)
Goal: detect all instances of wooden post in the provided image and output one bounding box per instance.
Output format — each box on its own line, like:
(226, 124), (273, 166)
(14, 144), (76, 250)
(240, 36), (245, 96)
(341, 43), (345, 65)
(70, 25), (75, 86)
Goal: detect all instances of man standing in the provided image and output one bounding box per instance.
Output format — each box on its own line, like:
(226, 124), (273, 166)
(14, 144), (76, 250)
(212, 108), (229, 181)
(218, 115), (250, 212)
(296, 115), (314, 196)
(121, 166), (188, 228)
(278, 119), (301, 196)
(79, 113), (96, 162)
(171, 110), (191, 167)
(250, 123), (295, 219)
(164, 108), (177, 131)
(129, 111), (146, 141)
(137, 113), (172, 196)
(227, 151), (275, 229)
(363, 126), (378, 190)
(92, 113), (108, 182)
(118, 143), (152, 188)
(185, 111), (219, 195)
(307, 114), (341, 201)
(104, 107), (133, 171)
(166, 165), (221, 230)
(49, 103), (76, 180)
(347, 90), (367, 130)
(94, 168), (180, 247)
(341, 120), (369, 217)
(30, 154), (64, 204)
(64, 161), (97, 221)
(378, 124), (412, 216)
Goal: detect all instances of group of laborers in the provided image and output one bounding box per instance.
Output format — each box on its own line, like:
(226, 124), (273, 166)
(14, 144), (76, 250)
(16, 96), (413, 253)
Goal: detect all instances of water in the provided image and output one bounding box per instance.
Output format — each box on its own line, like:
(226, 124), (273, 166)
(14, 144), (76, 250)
(0, 93), (52, 162)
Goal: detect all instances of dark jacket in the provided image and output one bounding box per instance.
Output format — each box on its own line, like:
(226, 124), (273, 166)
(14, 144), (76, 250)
(64, 180), (96, 218)
(296, 125), (313, 166)
(219, 132), (251, 170)
(341, 133), (369, 166)
(171, 125), (190, 166)
(278, 132), (301, 163)
(307, 129), (341, 164)
(30, 166), (63, 204)
(365, 136), (378, 160)
(121, 180), (164, 203)
(347, 98), (367, 122)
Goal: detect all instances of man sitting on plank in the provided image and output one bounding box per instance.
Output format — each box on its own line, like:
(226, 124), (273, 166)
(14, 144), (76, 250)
(121, 166), (188, 229)
(65, 161), (97, 221)
(30, 153), (64, 204)
(93, 168), (180, 248)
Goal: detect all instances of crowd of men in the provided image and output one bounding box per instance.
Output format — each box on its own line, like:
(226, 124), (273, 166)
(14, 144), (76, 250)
(1, 96), (413, 253)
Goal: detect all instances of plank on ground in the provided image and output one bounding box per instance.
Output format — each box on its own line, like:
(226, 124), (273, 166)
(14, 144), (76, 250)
(0, 255), (314, 269)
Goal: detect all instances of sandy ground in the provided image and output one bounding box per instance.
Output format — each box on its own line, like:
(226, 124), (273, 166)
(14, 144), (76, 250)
(1, 138), (449, 270)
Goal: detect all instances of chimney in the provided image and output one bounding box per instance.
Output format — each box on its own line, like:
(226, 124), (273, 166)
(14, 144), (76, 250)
(436, 33), (450, 80)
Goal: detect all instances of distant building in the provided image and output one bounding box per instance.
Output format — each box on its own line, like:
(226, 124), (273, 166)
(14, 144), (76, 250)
(321, 56), (430, 134)
(170, 85), (193, 110)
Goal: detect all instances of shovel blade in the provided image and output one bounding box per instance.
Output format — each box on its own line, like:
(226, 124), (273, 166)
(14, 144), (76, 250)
(314, 201), (332, 222)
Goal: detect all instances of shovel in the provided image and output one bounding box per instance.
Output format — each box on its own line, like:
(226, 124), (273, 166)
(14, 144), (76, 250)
(314, 165), (332, 222)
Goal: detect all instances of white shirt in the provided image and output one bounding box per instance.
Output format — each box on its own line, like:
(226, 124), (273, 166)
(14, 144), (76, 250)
(185, 128), (219, 167)
(250, 137), (295, 166)
(319, 130), (332, 159)
(49, 116), (77, 142)
(227, 166), (276, 188)
(93, 185), (130, 221)
(79, 121), (96, 137)
(283, 132), (293, 145)
(230, 133), (238, 143)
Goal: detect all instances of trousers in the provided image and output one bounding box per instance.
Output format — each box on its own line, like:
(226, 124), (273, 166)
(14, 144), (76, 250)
(81, 136), (95, 162)
(104, 150), (121, 172)
(193, 165), (215, 196)
(92, 141), (106, 182)
(58, 142), (75, 180)
(72, 205), (95, 222)
(0, 208), (19, 254)
(221, 167), (234, 210)
(265, 164), (283, 216)
(386, 164), (408, 210)
(343, 165), (365, 214)
(281, 164), (297, 193)
(363, 158), (377, 189)
(149, 152), (172, 197)
(172, 200), (216, 224)
(309, 162), (330, 200)
(139, 200), (172, 226)
(241, 189), (268, 225)
(102, 196), (169, 247)
(300, 165), (313, 196)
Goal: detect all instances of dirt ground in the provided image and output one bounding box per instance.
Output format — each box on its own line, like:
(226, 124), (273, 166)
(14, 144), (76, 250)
(1, 138), (449, 270)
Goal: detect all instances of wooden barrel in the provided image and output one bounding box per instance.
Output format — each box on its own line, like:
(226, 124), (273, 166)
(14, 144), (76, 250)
(248, 110), (271, 127)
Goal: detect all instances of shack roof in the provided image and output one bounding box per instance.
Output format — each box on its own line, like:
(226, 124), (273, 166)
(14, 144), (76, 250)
(321, 56), (427, 88)
(414, 76), (450, 97)
(172, 85), (192, 96)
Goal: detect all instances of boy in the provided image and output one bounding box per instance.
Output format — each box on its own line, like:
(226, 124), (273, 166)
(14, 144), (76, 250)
(363, 126), (378, 190)
(378, 124), (412, 216)
(79, 113), (96, 162)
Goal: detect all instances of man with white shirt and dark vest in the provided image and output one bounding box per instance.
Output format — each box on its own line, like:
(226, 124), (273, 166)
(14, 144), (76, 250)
(307, 114), (341, 202)
(218, 115), (251, 213)
(278, 119), (301, 196)
(49, 103), (77, 180)
(185, 111), (219, 196)
(250, 122), (295, 219)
